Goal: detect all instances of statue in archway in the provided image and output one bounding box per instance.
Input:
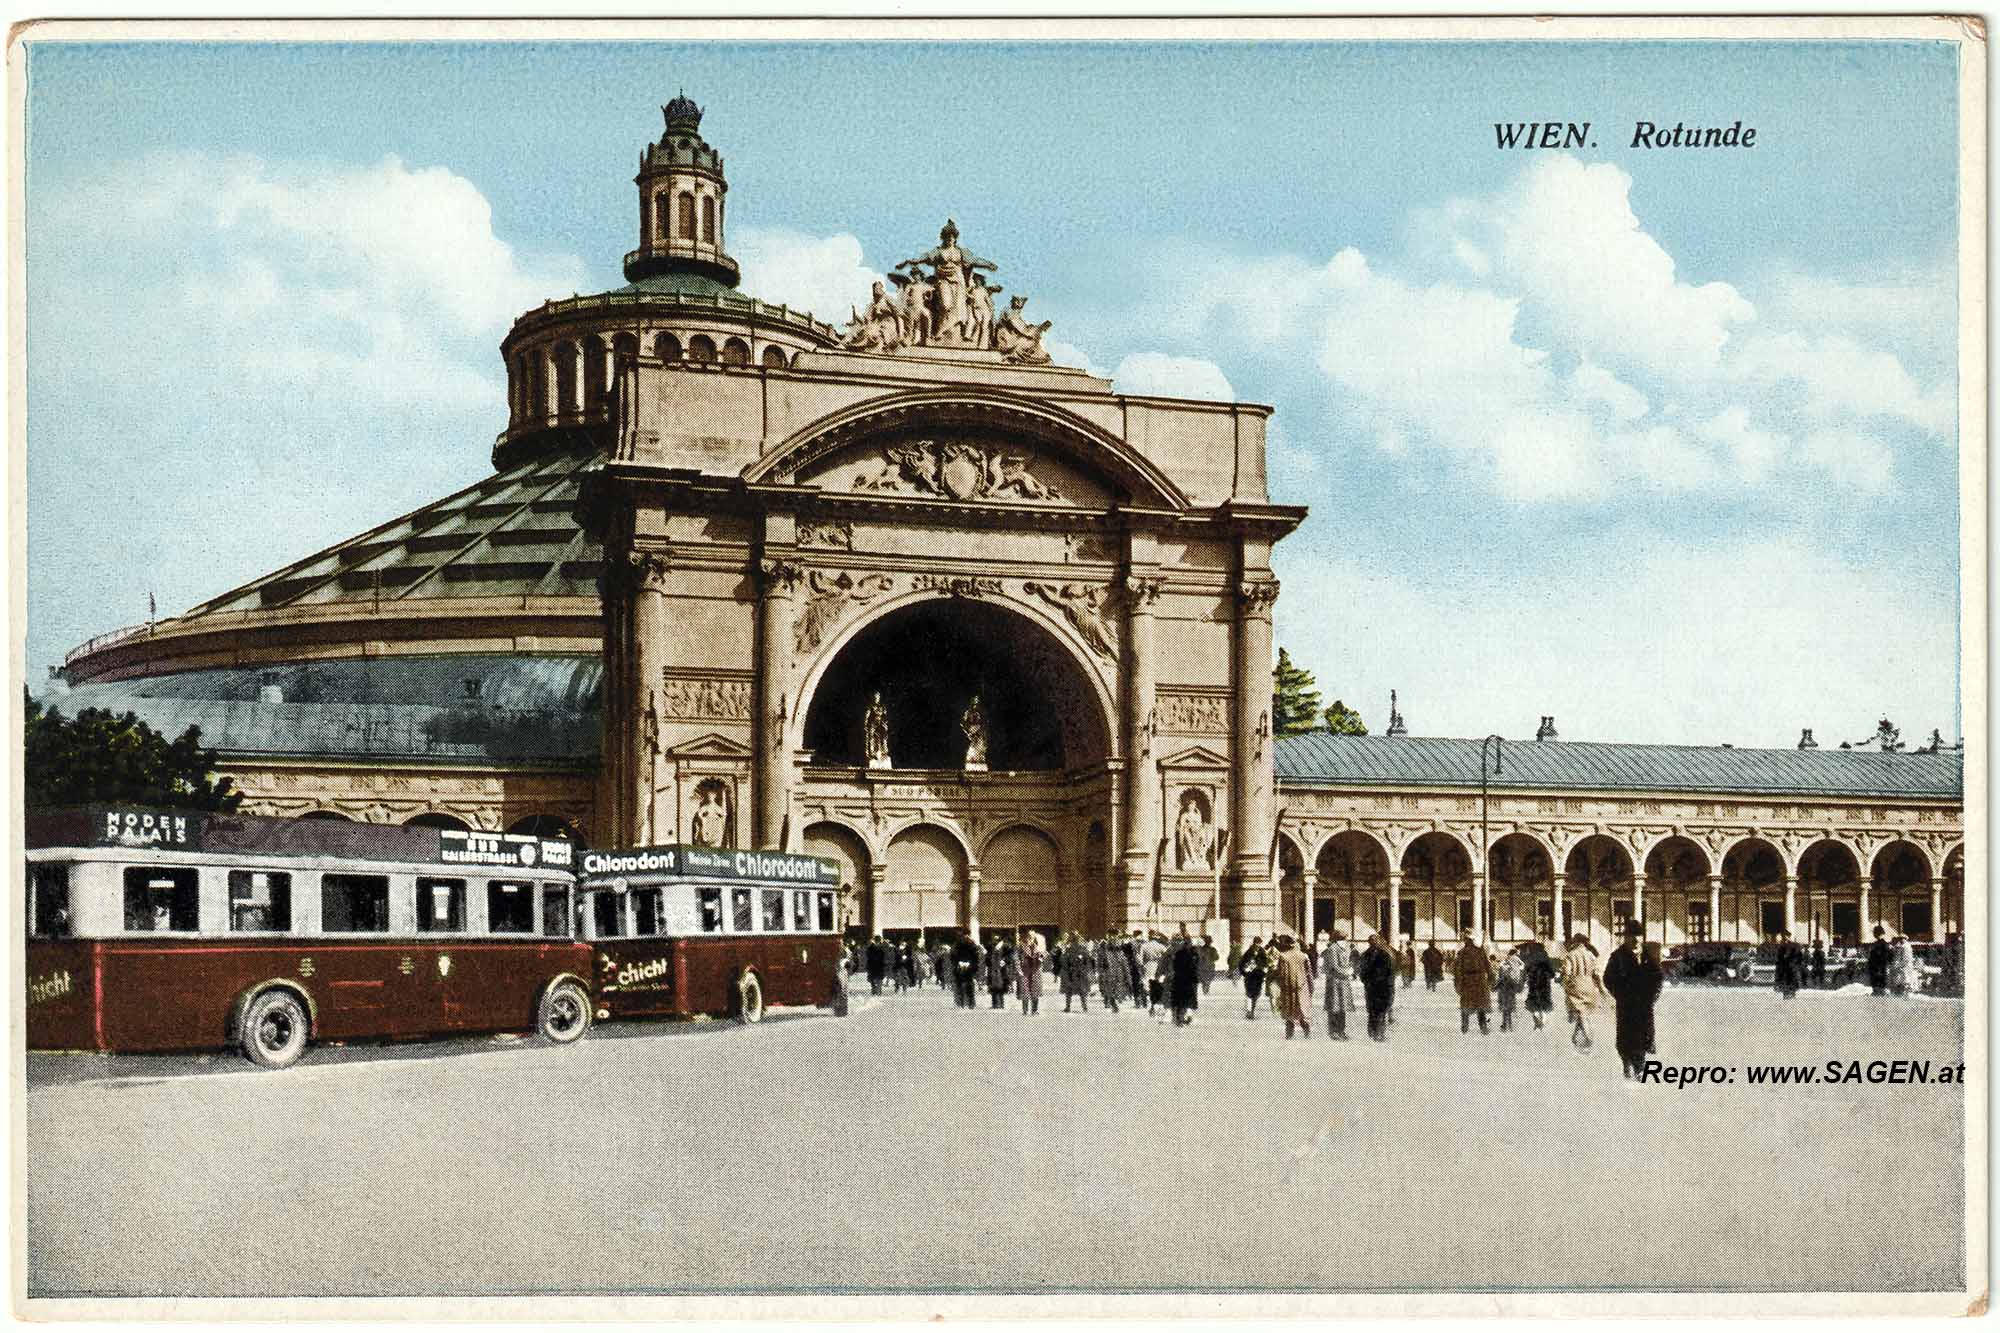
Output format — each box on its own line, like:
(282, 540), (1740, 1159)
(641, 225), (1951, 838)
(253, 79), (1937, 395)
(864, 692), (892, 769)
(841, 280), (904, 353)
(1175, 790), (1215, 871)
(690, 779), (730, 848)
(960, 695), (988, 771)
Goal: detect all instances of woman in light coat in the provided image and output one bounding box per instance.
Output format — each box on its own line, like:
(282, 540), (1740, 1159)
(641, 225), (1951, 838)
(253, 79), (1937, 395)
(1890, 936), (1917, 996)
(1559, 933), (1606, 1052)
(1320, 930), (1355, 1040)
(1495, 947), (1526, 1032)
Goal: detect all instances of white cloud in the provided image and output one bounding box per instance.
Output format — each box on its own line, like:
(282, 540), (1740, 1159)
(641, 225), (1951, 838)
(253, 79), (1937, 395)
(1112, 353), (1235, 402)
(1274, 535), (1957, 748)
(1799, 427), (1897, 494)
(732, 226), (881, 326)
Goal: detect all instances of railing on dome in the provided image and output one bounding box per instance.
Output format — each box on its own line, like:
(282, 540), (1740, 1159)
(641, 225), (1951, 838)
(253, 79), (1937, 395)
(63, 622), (154, 669)
(526, 284), (840, 341)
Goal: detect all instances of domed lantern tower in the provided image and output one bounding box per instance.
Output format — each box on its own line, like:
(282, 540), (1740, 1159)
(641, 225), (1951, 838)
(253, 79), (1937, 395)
(493, 97), (839, 468)
(628, 94), (739, 288)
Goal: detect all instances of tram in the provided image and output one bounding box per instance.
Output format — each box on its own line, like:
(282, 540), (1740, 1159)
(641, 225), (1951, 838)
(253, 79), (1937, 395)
(575, 845), (848, 1024)
(25, 807), (593, 1068)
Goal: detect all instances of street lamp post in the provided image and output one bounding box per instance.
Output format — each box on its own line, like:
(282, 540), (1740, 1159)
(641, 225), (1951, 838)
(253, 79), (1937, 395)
(1479, 734), (1505, 944)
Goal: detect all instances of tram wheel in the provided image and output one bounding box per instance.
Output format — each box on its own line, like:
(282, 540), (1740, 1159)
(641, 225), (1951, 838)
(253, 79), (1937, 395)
(734, 970), (765, 1025)
(537, 979), (592, 1045)
(240, 989), (309, 1069)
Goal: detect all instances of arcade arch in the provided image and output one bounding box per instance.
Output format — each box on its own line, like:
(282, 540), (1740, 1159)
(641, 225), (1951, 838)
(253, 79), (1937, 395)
(1312, 830), (1388, 944)
(1720, 837), (1785, 943)
(1564, 835), (1635, 946)
(1488, 832), (1554, 944)
(803, 819), (871, 940)
(1401, 832), (1471, 945)
(1643, 835), (1711, 944)
(878, 823), (968, 941)
(1872, 840), (1935, 940)
(980, 825), (1063, 941)
(1797, 839), (1863, 945)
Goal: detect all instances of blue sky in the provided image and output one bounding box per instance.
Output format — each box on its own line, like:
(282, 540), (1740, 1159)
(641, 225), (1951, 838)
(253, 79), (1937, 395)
(22, 37), (1965, 747)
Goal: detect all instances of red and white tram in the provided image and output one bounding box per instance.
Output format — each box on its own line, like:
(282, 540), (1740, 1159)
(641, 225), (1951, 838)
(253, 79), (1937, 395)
(576, 845), (848, 1024)
(25, 807), (594, 1068)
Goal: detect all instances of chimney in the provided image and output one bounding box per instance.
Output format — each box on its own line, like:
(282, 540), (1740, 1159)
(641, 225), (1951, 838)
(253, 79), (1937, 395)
(1386, 689), (1407, 737)
(1797, 728), (1818, 750)
(1535, 715), (1558, 742)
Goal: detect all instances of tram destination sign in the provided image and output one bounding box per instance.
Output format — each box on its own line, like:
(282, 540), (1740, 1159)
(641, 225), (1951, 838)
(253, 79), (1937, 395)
(579, 844), (842, 886)
(437, 830), (575, 870)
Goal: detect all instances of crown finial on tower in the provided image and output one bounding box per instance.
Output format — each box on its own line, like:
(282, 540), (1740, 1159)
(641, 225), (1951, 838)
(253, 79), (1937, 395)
(663, 91), (702, 132)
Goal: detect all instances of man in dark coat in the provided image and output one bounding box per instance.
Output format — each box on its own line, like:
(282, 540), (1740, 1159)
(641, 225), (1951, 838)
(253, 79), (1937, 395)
(1867, 926), (1892, 996)
(1773, 931), (1804, 999)
(1810, 938), (1827, 987)
(1240, 935), (1268, 1019)
(1169, 930), (1203, 1026)
(1522, 938), (1557, 1029)
(1421, 941), (1445, 991)
(1452, 934), (1495, 1034)
(950, 933), (980, 1008)
(864, 935), (890, 995)
(1602, 920), (1663, 1079)
(1358, 933), (1398, 1041)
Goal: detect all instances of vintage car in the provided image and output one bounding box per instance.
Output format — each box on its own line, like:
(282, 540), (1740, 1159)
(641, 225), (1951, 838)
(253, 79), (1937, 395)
(1663, 941), (1765, 985)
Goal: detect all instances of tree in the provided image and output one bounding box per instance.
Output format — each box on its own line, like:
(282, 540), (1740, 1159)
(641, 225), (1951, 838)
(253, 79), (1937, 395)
(1272, 647), (1324, 737)
(1323, 699), (1368, 736)
(24, 691), (242, 812)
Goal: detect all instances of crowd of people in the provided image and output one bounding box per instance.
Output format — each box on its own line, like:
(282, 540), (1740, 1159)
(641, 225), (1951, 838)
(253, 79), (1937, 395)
(842, 916), (1946, 1081)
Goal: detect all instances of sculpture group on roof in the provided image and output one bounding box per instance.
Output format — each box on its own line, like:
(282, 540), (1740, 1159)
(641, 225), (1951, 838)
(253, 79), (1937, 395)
(844, 220), (1053, 365)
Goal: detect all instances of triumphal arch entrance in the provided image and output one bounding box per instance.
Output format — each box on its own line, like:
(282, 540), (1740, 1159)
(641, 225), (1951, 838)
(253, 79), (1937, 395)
(579, 221), (1304, 944)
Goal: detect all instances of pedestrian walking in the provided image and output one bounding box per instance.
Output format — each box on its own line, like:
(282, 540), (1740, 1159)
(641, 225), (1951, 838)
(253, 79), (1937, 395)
(1271, 933), (1314, 1039)
(1773, 931), (1804, 999)
(1059, 931), (1094, 1012)
(1421, 940), (1444, 992)
(1358, 932), (1397, 1041)
(1523, 936), (1557, 1030)
(1810, 938), (1827, 988)
(1017, 928), (1045, 1015)
(1098, 931), (1129, 1012)
(1890, 935), (1916, 996)
(1603, 920), (1663, 1079)
(1452, 933), (1495, 1034)
(1495, 946), (1525, 1032)
(986, 937), (1014, 1009)
(1559, 933), (1606, 1052)
(1319, 930), (1355, 1040)
(1198, 935), (1219, 995)
(1123, 931), (1147, 1014)
(1170, 928), (1203, 1026)
(1399, 940), (1417, 990)
(950, 932), (980, 1008)
(1146, 933), (1172, 1022)
(1226, 937), (1243, 979)
(1240, 935), (1268, 1019)
(865, 934), (890, 996)
(1867, 925), (1892, 996)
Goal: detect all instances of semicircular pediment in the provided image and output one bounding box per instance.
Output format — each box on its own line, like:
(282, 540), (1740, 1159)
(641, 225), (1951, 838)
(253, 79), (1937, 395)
(745, 390), (1189, 511)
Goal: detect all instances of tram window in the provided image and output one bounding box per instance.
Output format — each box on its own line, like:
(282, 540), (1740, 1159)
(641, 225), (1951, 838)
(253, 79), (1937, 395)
(486, 880), (534, 934)
(322, 873), (390, 933)
(731, 887), (754, 933)
(792, 890), (812, 931)
(540, 885), (569, 938)
(30, 864), (72, 937)
(228, 870), (292, 933)
(762, 890), (787, 932)
(123, 867), (198, 932)
(633, 888), (664, 936)
(416, 878), (466, 932)
(593, 892), (626, 939)
(816, 891), (835, 932)
(698, 886), (723, 933)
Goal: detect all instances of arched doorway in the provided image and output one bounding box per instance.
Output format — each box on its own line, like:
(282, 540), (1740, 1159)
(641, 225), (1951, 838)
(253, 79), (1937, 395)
(1644, 836), (1711, 946)
(1942, 845), (1964, 939)
(1797, 839), (1862, 946)
(1401, 832), (1471, 946)
(1314, 831), (1387, 944)
(1489, 832), (1553, 945)
(801, 597), (1108, 771)
(981, 825), (1062, 945)
(507, 813), (583, 844)
(1872, 840), (1934, 941)
(1276, 834), (1307, 939)
(880, 824), (967, 943)
(1721, 838), (1784, 944)
(404, 812), (471, 833)
(803, 820), (871, 943)
(1565, 835), (1634, 950)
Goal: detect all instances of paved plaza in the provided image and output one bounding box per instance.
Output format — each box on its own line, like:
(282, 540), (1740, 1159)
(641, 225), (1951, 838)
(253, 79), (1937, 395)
(26, 976), (1965, 1298)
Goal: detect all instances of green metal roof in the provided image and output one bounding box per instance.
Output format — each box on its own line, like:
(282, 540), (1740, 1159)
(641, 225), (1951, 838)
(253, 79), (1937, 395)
(1275, 732), (1963, 801)
(182, 446), (604, 616)
(44, 655), (601, 764)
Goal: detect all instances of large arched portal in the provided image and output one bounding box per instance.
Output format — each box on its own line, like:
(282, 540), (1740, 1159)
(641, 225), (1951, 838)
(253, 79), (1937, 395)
(802, 598), (1108, 771)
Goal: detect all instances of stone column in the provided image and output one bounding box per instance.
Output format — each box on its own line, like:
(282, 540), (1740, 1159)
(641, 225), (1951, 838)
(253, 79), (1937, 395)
(1859, 878), (1871, 939)
(1783, 874), (1798, 936)
(1632, 869), (1645, 936)
(1708, 875), (1722, 944)
(1551, 871), (1567, 942)
(1387, 871), (1402, 945)
(1228, 579), (1281, 928)
(1469, 871), (1486, 943)
(1120, 575), (1164, 901)
(966, 868), (983, 943)
(619, 550), (672, 845)
(754, 558), (802, 850)
(867, 864), (887, 938)
(1929, 878), (1942, 941)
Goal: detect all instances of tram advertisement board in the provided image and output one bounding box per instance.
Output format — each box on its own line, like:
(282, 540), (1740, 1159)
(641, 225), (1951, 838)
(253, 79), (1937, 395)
(578, 845), (840, 886)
